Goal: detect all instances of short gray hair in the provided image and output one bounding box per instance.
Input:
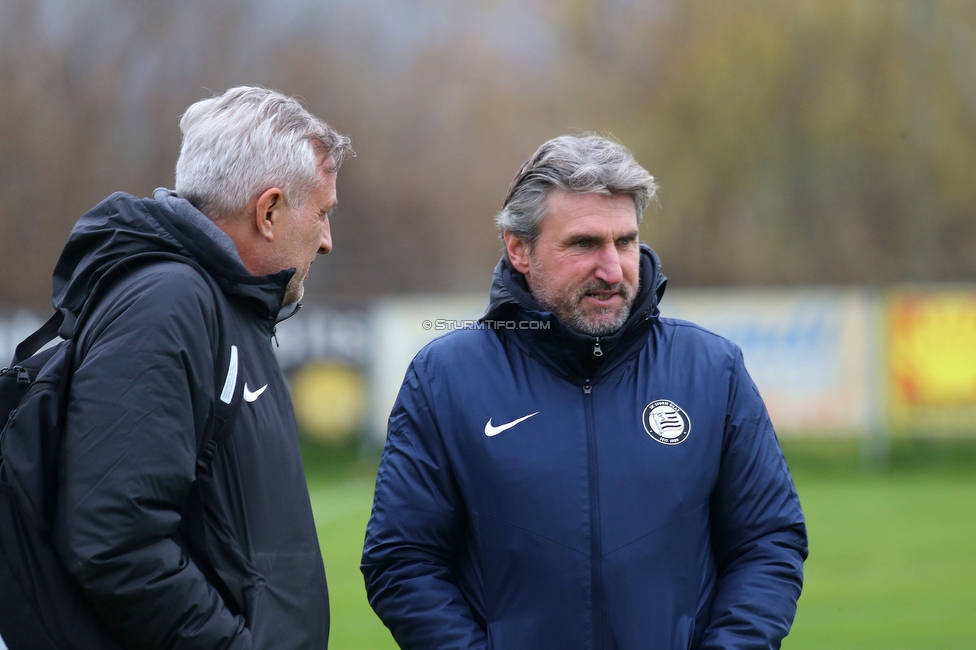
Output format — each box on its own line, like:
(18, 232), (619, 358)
(495, 134), (657, 246)
(175, 86), (353, 220)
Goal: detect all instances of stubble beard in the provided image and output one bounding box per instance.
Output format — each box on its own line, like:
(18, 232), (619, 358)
(283, 281), (304, 306)
(284, 270), (307, 305)
(281, 261), (309, 306)
(529, 261), (636, 337)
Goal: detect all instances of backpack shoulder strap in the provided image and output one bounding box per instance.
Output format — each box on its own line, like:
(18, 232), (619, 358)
(10, 311), (66, 367)
(7, 253), (180, 375)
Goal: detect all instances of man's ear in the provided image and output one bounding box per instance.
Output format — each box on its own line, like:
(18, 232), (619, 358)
(254, 187), (285, 242)
(504, 231), (532, 275)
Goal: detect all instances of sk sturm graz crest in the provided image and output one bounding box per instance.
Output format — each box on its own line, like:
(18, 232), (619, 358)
(642, 400), (691, 445)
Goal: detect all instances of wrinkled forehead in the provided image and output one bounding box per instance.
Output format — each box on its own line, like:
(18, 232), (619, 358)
(541, 190), (639, 229)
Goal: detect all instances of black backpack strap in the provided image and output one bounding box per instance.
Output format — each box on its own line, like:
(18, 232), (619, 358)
(196, 410), (244, 474)
(11, 254), (183, 367)
(10, 310), (69, 367)
(8, 253), (178, 371)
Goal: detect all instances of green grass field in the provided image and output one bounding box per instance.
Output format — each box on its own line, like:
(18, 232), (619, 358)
(301, 439), (976, 649)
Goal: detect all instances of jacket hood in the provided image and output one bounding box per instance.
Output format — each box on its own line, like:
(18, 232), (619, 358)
(482, 243), (667, 380)
(52, 189), (295, 321)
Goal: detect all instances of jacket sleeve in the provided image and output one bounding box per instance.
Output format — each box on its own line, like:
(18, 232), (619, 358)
(699, 347), (808, 649)
(51, 264), (250, 650)
(361, 354), (489, 650)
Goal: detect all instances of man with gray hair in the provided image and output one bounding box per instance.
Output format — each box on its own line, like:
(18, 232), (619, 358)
(0, 86), (350, 649)
(363, 135), (807, 648)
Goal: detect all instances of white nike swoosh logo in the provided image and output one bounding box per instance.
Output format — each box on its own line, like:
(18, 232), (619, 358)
(484, 412), (540, 437)
(243, 383), (268, 403)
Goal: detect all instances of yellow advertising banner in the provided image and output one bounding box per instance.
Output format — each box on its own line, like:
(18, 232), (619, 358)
(887, 289), (976, 433)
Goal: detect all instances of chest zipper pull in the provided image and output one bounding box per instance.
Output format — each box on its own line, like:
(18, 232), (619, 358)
(583, 379), (592, 395)
(271, 326), (280, 347)
(592, 338), (603, 357)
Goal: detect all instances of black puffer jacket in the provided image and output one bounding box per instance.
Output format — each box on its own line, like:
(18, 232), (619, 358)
(49, 189), (329, 649)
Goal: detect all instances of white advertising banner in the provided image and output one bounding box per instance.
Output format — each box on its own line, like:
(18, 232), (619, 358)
(367, 294), (487, 445)
(366, 289), (879, 443)
(660, 289), (878, 436)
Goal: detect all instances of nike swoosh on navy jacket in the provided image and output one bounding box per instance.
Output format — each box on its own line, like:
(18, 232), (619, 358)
(49, 190), (329, 649)
(362, 245), (808, 649)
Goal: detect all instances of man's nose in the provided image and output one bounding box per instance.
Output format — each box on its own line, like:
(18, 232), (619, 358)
(318, 218), (332, 255)
(594, 245), (623, 285)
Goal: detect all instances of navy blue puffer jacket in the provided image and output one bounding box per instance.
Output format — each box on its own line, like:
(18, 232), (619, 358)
(363, 245), (807, 649)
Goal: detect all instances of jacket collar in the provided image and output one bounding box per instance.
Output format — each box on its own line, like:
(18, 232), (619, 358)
(482, 243), (667, 381)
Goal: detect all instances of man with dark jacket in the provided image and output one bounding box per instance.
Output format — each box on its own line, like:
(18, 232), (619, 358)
(362, 135), (807, 649)
(43, 86), (351, 648)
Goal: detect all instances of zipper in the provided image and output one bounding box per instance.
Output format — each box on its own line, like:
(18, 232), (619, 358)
(582, 378), (603, 648)
(271, 302), (302, 348)
(0, 366), (30, 384)
(592, 338), (603, 357)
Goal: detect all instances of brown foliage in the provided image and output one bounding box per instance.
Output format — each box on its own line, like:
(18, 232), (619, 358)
(2, 0), (975, 310)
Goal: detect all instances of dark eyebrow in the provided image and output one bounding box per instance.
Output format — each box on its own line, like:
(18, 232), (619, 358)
(566, 234), (598, 245)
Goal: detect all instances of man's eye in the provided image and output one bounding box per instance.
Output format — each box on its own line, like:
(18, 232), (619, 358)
(575, 240), (591, 248)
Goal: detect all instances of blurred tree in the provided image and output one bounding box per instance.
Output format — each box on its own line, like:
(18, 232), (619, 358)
(0, 0), (259, 308)
(547, 0), (976, 286)
(1, 0), (975, 310)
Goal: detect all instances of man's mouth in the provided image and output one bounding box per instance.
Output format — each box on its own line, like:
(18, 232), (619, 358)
(583, 292), (621, 307)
